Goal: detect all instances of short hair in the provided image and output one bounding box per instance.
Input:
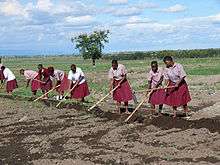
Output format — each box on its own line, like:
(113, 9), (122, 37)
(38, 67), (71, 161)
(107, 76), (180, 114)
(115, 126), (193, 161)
(1, 66), (5, 70)
(20, 69), (24, 73)
(38, 64), (43, 67)
(163, 56), (173, 62)
(48, 66), (54, 72)
(151, 61), (158, 66)
(112, 60), (118, 64)
(71, 64), (76, 68)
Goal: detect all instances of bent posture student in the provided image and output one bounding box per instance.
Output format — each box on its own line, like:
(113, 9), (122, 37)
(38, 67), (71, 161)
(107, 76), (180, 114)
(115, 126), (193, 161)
(1, 66), (18, 94)
(108, 60), (133, 114)
(148, 61), (165, 115)
(163, 56), (191, 117)
(48, 67), (69, 100)
(68, 64), (90, 102)
(20, 69), (41, 95)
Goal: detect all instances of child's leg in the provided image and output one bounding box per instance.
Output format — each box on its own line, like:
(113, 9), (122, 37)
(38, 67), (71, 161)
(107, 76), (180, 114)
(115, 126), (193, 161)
(116, 101), (121, 113)
(172, 106), (177, 118)
(151, 104), (156, 114)
(183, 104), (190, 116)
(158, 104), (163, 112)
(124, 102), (130, 114)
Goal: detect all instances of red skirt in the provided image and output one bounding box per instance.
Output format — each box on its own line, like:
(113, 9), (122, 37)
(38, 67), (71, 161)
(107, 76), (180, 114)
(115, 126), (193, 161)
(6, 79), (18, 93)
(0, 70), (4, 80)
(165, 81), (191, 107)
(148, 88), (165, 105)
(113, 79), (133, 102)
(31, 75), (41, 92)
(41, 77), (52, 91)
(71, 81), (90, 99)
(56, 74), (69, 93)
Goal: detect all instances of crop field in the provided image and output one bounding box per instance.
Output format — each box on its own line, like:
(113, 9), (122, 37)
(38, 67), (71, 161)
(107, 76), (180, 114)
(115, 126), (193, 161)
(0, 56), (220, 165)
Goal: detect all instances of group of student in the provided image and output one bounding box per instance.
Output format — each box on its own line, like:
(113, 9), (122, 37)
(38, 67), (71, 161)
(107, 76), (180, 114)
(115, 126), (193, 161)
(0, 56), (191, 117)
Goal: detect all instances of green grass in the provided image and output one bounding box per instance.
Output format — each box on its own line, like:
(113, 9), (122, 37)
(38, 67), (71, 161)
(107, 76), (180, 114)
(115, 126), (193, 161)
(1, 56), (220, 100)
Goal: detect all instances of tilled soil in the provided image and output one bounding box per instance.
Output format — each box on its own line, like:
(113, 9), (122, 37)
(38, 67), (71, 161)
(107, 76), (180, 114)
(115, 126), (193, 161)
(0, 97), (220, 165)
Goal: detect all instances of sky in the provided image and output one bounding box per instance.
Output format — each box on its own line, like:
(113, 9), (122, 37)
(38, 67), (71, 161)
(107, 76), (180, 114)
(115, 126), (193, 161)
(0, 0), (220, 55)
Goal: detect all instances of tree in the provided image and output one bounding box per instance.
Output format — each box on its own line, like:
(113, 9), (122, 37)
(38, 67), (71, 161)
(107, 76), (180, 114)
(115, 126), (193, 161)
(71, 30), (110, 66)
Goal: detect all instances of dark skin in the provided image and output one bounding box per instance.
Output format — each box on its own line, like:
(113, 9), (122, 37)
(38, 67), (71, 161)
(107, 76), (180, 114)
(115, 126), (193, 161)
(109, 62), (129, 114)
(163, 60), (189, 118)
(148, 64), (163, 90)
(148, 64), (163, 115)
(164, 60), (185, 88)
(68, 65), (85, 101)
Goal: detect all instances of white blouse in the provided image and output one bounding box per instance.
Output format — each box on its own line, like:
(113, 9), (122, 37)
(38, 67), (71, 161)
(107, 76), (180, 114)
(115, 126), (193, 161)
(68, 67), (85, 85)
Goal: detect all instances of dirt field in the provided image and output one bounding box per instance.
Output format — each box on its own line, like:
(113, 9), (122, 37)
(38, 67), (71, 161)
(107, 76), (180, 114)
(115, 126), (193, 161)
(0, 75), (220, 165)
(0, 57), (220, 164)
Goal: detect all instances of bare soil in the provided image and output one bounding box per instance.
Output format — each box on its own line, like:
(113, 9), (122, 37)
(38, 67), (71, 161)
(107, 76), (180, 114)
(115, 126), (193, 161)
(0, 75), (220, 165)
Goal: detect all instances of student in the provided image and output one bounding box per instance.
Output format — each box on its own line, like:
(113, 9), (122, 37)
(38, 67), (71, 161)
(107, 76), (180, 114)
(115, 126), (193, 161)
(48, 67), (69, 100)
(1, 66), (18, 94)
(0, 58), (4, 86)
(38, 64), (52, 99)
(108, 60), (133, 114)
(67, 64), (90, 101)
(163, 56), (191, 118)
(148, 61), (165, 115)
(20, 69), (41, 96)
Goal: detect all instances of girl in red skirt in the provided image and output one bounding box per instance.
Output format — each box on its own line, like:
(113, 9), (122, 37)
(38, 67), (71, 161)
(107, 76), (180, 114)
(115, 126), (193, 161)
(0, 58), (4, 87)
(109, 60), (133, 114)
(67, 64), (90, 102)
(1, 66), (18, 94)
(163, 56), (191, 118)
(20, 69), (41, 95)
(48, 67), (69, 100)
(38, 64), (52, 99)
(148, 61), (165, 115)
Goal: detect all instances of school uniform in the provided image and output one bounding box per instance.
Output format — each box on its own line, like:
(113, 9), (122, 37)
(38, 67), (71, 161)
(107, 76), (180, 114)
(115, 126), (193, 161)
(24, 70), (41, 92)
(39, 68), (52, 91)
(164, 63), (191, 107)
(0, 64), (5, 80)
(108, 64), (133, 103)
(68, 67), (90, 99)
(148, 68), (165, 105)
(51, 70), (69, 93)
(3, 68), (18, 93)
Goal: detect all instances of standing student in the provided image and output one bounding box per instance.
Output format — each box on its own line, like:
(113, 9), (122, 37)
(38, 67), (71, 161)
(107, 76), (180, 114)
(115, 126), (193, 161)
(48, 67), (69, 100)
(1, 66), (18, 94)
(67, 64), (90, 101)
(38, 64), (52, 99)
(148, 61), (165, 115)
(0, 58), (4, 86)
(20, 69), (41, 95)
(163, 56), (191, 118)
(108, 60), (133, 114)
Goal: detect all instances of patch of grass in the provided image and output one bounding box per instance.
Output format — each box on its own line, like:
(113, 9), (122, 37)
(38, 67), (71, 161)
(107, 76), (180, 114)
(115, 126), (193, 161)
(1, 56), (220, 98)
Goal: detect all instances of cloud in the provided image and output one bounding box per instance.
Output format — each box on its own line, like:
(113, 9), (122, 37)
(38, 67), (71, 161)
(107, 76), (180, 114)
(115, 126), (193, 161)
(161, 4), (187, 13)
(0, 0), (28, 17)
(112, 16), (152, 26)
(36, 0), (53, 12)
(64, 15), (96, 27)
(108, 0), (128, 5)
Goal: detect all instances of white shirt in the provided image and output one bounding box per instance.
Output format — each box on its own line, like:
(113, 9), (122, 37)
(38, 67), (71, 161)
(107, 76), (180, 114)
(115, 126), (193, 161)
(3, 68), (16, 82)
(108, 64), (127, 80)
(51, 70), (65, 81)
(68, 67), (85, 85)
(164, 63), (187, 83)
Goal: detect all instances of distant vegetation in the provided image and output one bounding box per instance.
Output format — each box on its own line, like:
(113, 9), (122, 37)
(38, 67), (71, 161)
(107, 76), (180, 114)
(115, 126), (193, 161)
(103, 48), (220, 60)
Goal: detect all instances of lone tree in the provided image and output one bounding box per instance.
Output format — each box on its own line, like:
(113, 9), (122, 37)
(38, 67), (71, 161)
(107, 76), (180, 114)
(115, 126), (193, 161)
(71, 30), (110, 66)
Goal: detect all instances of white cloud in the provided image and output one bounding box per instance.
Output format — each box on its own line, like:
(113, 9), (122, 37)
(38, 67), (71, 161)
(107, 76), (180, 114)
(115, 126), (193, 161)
(161, 4), (187, 13)
(0, 0), (28, 17)
(113, 16), (152, 26)
(108, 0), (128, 5)
(65, 15), (95, 26)
(36, 0), (53, 12)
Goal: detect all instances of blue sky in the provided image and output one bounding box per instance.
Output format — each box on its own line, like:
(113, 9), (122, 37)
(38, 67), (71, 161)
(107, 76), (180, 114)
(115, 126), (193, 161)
(0, 0), (220, 55)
